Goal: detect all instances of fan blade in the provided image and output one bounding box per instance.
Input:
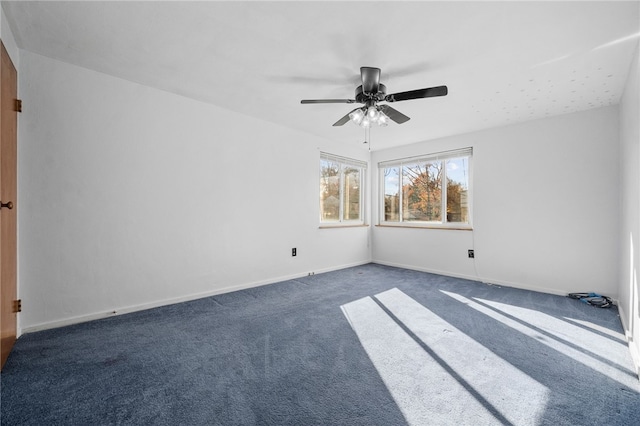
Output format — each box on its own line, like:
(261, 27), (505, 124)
(301, 99), (355, 104)
(361, 67), (381, 94)
(385, 85), (448, 102)
(333, 108), (361, 126)
(379, 105), (410, 124)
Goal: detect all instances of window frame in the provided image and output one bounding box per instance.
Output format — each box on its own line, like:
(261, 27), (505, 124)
(378, 148), (472, 229)
(319, 152), (367, 227)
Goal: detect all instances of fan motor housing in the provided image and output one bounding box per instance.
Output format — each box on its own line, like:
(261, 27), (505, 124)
(355, 84), (386, 103)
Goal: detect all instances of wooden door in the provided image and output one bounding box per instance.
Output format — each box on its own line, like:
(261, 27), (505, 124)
(0, 40), (18, 370)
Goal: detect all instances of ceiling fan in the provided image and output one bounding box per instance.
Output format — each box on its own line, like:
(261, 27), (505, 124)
(301, 67), (448, 128)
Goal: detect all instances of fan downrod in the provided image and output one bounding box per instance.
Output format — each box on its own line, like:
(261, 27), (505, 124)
(355, 84), (387, 104)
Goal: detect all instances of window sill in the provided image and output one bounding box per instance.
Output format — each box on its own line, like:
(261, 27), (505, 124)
(376, 224), (473, 231)
(319, 224), (369, 229)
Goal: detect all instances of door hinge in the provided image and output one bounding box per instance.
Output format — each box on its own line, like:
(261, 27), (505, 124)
(14, 99), (22, 113)
(13, 299), (22, 313)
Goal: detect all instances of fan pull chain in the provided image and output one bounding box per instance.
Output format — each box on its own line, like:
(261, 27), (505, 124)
(364, 127), (371, 151)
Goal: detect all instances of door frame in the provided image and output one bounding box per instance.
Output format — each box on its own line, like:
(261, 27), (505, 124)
(1, 39), (18, 370)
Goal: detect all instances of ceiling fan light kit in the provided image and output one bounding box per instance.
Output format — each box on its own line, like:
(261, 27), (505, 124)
(349, 106), (390, 128)
(301, 66), (448, 130)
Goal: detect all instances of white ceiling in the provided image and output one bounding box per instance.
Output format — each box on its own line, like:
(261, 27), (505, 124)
(3, 1), (639, 151)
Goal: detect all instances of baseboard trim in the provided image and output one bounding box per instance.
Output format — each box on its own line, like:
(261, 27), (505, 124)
(372, 260), (571, 297)
(630, 341), (640, 380)
(617, 304), (640, 379)
(475, 276), (573, 297)
(372, 260), (480, 283)
(21, 260), (371, 335)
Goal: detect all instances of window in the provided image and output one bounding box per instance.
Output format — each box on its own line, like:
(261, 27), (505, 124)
(320, 153), (367, 225)
(379, 148), (472, 227)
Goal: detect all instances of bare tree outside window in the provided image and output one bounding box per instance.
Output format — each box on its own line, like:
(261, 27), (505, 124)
(445, 157), (469, 223)
(343, 167), (361, 221)
(320, 159), (340, 221)
(320, 154), (366, 225)
(384, 168), (400, 221)
(380, 149), (471, 226)
(402, 161), (442, 222)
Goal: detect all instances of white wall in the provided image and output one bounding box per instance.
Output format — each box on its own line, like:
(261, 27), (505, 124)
(618, 39), (640, 375)
(1, 4), (19, 68)
(372, 107), (620, 297)
(18, 51), (371, 332)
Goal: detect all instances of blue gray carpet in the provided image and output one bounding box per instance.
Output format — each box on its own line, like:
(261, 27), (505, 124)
(1, 264), (639, 425)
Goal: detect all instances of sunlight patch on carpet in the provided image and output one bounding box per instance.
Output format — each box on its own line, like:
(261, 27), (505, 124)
(442, 290), (638, 388)
(341, 289), (548, 426)
(474, 297), (637, 380)
(562, 317), (627, 343)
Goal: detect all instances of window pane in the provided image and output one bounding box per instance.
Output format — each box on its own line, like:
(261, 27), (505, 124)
(445, 157), (469, 223)
(320, 159), (340, 221)
(343, 167), (361, 220)
(402, 161), (442, 222)
(383, 167), (400, 222)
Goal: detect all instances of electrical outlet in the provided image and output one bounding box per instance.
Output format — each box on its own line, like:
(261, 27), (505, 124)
(292, 248), (297, 257)
(468, 249), (475, 259)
